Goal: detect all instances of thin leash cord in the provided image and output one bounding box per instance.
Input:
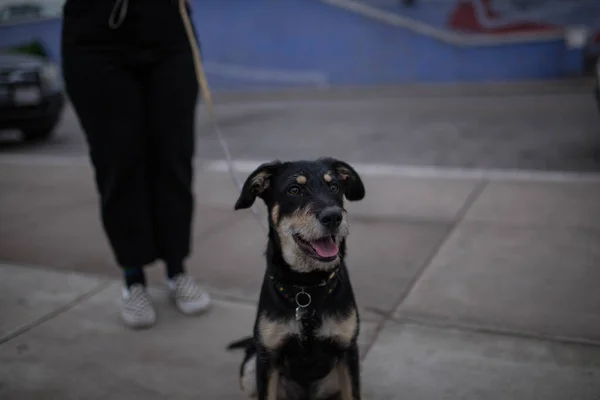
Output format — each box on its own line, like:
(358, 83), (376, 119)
(178, 0), (267, 232)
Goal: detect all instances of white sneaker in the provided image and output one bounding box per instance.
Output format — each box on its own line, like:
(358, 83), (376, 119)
(168, 273), (211, 315)
(121, 284), (157, 329)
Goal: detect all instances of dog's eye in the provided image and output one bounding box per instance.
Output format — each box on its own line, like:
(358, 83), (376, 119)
(288, 186), (301, 196)
(330, 184), (339, 193)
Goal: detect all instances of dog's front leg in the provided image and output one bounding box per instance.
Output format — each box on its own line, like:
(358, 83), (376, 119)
(337, 345), (361, 400)
(266, 367), (279, 400)
(256, 348), (279, 400)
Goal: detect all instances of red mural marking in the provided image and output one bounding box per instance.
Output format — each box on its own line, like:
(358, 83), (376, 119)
(448, 0), (558, 35)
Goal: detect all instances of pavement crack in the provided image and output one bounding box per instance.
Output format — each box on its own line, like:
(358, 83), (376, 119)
(392, 179), (487, 311)
(359, 180), (488, 359)
(0, 280), (112, 347)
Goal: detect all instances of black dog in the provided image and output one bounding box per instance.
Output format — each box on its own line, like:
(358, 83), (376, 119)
(226, 158), (366, 400)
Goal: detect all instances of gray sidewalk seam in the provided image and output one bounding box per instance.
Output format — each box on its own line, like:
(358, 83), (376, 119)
(450, 219), (600, 236)
(359, 179), (489, 360)
(0, 280), (112, 347)
(383, 315), (600, 349)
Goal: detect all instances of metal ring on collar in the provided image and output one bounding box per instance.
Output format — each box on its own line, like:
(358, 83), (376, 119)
(295, 291), (312, 308)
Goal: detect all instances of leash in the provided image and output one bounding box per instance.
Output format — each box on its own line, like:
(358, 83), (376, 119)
(107, 0), (267, 230)
(177, 0), (268, 232)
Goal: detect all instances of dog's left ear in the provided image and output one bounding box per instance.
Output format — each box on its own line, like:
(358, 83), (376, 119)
(234, 160), (282, 210)
(319, 157), (365, 201)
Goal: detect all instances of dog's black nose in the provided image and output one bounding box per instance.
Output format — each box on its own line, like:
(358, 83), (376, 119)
(319, 207), (343, 230)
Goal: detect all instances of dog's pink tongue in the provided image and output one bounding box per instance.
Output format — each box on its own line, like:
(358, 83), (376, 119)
(310, 237), (339, 258)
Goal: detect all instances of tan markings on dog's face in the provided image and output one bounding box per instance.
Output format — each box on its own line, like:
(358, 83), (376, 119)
(276, 206), (349, 273)
(316, 309), (358, 347)
(258, 313), (301, 351)
(251, 171), (271, 194)
(323, 172), (333, 183)
(271, 203), (280, 225)
(336, 166), (351, 181)
(296, 175), (307, 185)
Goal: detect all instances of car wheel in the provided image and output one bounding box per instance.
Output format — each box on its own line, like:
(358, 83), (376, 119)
(22, 121), (57, 142)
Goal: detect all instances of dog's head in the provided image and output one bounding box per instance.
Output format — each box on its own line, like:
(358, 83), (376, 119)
(234, 158), (365, 273)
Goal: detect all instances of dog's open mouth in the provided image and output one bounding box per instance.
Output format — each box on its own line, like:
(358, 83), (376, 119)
(293, 234), (339, 261)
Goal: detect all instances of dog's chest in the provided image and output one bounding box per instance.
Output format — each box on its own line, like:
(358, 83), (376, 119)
(258, 309), (358, 350)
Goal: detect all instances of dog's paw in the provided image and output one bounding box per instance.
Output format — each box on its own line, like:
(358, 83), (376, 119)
(240, 353), (257, 397)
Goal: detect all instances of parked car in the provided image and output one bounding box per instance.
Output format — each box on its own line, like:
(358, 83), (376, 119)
(595, 56), (600, 112)
(0, 52), (64, 141)
(0, 1), (61, 24)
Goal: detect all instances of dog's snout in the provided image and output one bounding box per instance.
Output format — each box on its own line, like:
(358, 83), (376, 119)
(318, 207), (343, 230)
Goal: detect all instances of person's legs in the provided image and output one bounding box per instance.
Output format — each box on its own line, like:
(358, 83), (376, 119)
(61, 11), (157, 327)
(142, 49), (196, 277)
(139, 13), (210, 315)
(62, 50), (157, 270)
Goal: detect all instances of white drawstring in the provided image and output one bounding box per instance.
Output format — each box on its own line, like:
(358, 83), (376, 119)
(108, 0), (129, 29)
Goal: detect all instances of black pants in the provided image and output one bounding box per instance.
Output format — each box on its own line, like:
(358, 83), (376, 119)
(61, 0), (199, 268)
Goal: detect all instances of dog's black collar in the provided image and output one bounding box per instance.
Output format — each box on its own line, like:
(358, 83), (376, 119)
(268, 268), (341, 320)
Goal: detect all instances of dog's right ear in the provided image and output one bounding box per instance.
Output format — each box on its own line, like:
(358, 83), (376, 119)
(234, 160), (282, 210)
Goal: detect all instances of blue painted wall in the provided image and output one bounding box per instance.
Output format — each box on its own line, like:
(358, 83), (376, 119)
(0, 0), (587, 90)
(192, 0), (572, 86)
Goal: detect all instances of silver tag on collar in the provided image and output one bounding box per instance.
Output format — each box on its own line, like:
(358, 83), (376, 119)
(294, 289), (312, 321)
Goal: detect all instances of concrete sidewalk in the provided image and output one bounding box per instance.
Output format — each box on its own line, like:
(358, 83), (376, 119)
(3, 84), (599, 172)
(1, 162), (600, 399)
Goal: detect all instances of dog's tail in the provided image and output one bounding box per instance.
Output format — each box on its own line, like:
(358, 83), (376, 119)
(226, 336), (255, 352)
